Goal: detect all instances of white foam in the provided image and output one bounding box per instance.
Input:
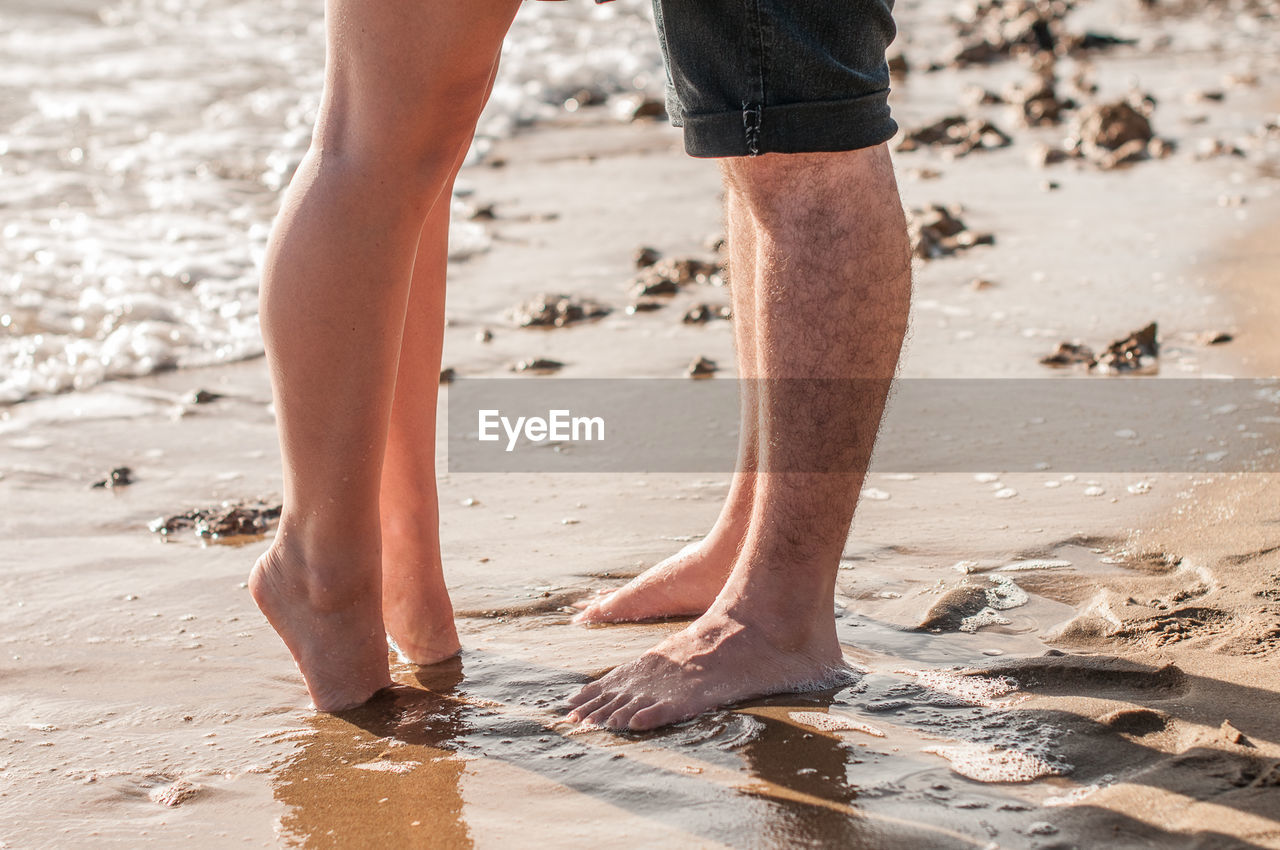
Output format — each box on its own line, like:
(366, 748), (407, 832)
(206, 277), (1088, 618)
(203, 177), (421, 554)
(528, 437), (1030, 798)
(789, 711), (886, 737)
(959, 607), (1011, 633)
(0, 0), (666, 403)
(906, 670), (1019, 706)
(997, 559), (1071, 572)
(352, 760), (421, 774)
(984, 576), (1028, 611)
(923, 743), (1070, 783)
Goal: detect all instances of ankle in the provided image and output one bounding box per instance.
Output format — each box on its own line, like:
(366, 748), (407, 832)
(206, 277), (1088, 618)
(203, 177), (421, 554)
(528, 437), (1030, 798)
(260, 531), (382, 613)
(714, 577), (838, 652)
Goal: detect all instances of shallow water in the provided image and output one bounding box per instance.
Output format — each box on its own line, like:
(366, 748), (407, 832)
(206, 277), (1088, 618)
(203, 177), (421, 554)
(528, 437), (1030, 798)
(0, 0), (663, 403)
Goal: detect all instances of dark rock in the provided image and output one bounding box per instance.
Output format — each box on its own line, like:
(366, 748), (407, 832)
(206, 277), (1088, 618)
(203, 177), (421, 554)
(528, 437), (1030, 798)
(1040, 342), (1097, 368)
(628, 257), (723, 298)
(686, 356), (718, 379)
(910, 205), (995, 260)
(897, 115), (1013, 156)
(630, 98), (666, 120)
(630, 275), (680, 298)
(184, 389), (222, 405)
(1074, 99), (1153, 154)
(439, 368), (456, 384)
(92, 466), (133, 489)
(1098, 322), (1158, 373)
(149, 500), (281, 543)
(1066, 31), (1138, 52)
(511, 358), (564, 374)
(625, 301), (665, 315)
(658, 257), (722, 286)
(682, 304), (732, 324)
(634, 246), (661, 268)
(509, 293), (610, 328)
(1004, 67), (1077, 126)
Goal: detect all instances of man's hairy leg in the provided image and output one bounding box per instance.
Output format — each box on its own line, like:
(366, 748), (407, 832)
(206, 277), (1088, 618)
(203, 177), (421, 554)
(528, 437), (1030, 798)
(568, 145), (911, 730)
(249, 0), (520, 711)
(574, 189), (760, 624)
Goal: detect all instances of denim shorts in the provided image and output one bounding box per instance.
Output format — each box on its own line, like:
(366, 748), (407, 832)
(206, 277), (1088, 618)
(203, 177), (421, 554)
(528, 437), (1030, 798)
(650, 0), (899, 158)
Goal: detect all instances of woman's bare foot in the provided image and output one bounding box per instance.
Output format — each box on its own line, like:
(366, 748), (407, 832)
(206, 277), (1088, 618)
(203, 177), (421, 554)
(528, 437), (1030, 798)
(565, 599), (852, 731)
(249, 540), (393, 711)
(380, 521), (461, 666)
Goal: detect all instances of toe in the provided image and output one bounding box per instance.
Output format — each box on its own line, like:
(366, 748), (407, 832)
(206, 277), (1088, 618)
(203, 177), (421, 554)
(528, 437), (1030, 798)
(566, 681), (603, 710)
(605, 698), (649, 731)
(585, 695), (630, 726)
(567, 692), (613, 723)
(571, 605), (601, 624)
(628, 701), (683, 731)
(571, 589), (610, 614)
(572, 594), (619, 624)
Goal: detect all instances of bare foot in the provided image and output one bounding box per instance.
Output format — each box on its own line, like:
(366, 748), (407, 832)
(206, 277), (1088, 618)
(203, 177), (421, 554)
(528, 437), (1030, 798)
(379, 521), (461, 666)
(565, 603), (853, 731)
(249, 542), (393, 711)
(576, 470), (756, 624)
(573, 536), (741, 625)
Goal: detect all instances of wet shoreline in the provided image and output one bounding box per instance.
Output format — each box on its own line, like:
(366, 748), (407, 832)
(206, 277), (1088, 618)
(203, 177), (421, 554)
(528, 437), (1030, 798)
(4, 0), (1280, 845)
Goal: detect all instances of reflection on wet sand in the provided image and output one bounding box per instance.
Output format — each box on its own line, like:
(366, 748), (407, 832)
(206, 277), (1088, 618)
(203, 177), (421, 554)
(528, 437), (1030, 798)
(267, 616), (1280, 848)
(269, 647), (1043, 849)
(273, 662), (473, 848)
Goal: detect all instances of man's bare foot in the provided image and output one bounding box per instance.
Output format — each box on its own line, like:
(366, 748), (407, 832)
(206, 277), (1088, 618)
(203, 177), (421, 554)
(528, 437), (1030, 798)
(572, 539), (738, 624)
(380, 520), (461, 665)
(249, 541), (393, 711)
(565, 602), (853, 730)
(576, 471), (755, 624)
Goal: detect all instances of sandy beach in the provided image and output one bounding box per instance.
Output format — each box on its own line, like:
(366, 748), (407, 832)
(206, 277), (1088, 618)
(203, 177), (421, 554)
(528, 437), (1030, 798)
(4, 0), (1280, 846)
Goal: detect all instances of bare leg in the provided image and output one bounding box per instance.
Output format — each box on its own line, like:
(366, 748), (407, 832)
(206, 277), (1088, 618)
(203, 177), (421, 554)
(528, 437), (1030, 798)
(574, 189), (760, 623)
(567, 146), (911, 730)
(380, 61), (501, 666)
(249, 0), (520, 711)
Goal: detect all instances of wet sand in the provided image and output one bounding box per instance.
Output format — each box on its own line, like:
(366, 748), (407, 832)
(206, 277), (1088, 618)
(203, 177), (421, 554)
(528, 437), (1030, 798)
(5, 0), (1280, 846)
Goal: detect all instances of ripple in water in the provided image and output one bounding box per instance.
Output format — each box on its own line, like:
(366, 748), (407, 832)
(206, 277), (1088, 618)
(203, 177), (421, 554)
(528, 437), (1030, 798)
(0, 0), (664, 402)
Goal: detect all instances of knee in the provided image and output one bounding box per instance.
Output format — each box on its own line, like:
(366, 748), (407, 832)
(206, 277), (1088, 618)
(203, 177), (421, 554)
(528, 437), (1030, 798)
(722, 145), (901, 230)
(309, 61), (496, 203)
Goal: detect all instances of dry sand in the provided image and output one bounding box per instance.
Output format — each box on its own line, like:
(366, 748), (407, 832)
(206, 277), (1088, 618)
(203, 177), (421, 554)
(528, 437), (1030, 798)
(4, 1), (1280, 847)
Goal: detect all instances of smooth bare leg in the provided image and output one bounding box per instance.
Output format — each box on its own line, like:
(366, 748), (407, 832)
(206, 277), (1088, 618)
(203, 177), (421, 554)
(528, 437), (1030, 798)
(380, 62), (501, 666)
(574, 189), (760, 623)
(568, 145), (911, 730)
(249, 0), (519, 711)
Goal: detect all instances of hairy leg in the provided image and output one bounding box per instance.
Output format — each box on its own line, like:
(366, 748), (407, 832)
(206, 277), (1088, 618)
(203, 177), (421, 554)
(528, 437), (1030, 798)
(574, 188), (760, 623)
(568, 146), (911, 730)
(380, 61), (501, 666)
(250, 0), (520, 711)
